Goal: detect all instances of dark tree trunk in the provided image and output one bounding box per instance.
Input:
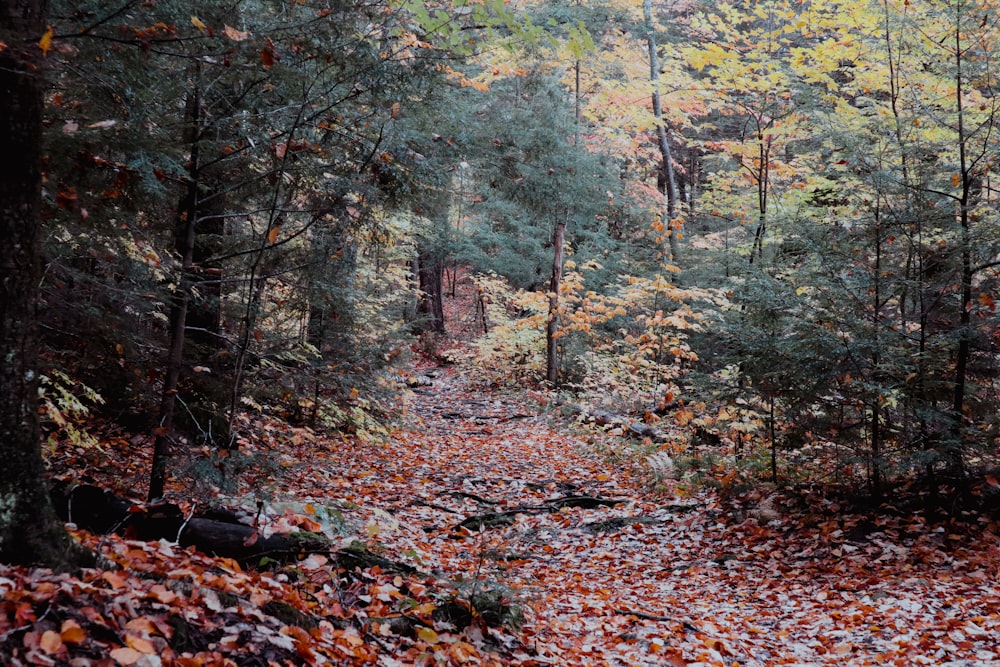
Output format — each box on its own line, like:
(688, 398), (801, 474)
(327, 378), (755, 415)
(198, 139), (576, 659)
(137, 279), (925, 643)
(417, 252), (445, 334)
(948, 35), (971, 480)
(181, 181), (230, 446)
(0, 1), (90, 568)
(186, 187), (225, 355)
(149, 83), (205, 500)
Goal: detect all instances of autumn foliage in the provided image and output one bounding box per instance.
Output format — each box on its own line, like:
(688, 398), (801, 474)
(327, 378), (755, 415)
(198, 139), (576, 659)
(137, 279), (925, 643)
(3, 0), (1000, 664)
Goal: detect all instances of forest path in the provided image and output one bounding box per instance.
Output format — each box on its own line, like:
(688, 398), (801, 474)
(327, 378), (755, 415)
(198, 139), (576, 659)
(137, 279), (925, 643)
(307, 363), (1000, 666)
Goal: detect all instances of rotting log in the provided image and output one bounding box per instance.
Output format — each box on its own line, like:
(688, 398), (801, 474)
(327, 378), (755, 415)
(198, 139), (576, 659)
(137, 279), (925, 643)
(52, 483), (328, 566)
(558, 402), (668, 441)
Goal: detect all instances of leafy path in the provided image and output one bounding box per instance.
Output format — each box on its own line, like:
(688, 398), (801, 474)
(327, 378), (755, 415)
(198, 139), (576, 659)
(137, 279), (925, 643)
(3, 362), (1000, 665)
(324, 365), (1000, 666)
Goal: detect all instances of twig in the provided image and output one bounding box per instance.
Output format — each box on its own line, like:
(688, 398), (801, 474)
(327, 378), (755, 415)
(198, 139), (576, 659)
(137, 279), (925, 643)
(413, 498), (464, 515)
(612, 608), (699, 632)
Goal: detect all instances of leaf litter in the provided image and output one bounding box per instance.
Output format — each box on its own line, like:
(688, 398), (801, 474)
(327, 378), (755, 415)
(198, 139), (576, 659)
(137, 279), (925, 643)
(4, 363), (1000, 665)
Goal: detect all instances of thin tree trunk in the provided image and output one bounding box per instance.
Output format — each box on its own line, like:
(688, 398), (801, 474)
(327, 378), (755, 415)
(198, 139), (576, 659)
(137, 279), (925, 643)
(768, 394), (777, 485)
(643, 0), (680, 264)
(0, 1), (90, 568)
(870, 203), (883, 499)
(749, 127), (771, 265)
(149, 78), (203, 501)
(546, 220), (566, 386)
(949, 15), (971, 479)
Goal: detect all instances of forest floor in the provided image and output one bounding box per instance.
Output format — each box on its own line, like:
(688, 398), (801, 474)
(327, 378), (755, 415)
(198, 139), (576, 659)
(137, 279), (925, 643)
(4, 289), (1000, 665)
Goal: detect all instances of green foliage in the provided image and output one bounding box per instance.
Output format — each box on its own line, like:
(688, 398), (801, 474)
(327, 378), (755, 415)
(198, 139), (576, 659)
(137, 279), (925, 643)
(452, 71), (633, 289)
(29, 0), (1000, 507)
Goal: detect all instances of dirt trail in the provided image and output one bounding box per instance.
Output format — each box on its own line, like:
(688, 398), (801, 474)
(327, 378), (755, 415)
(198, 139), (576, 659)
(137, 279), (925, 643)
(314, 364), (1000, 666)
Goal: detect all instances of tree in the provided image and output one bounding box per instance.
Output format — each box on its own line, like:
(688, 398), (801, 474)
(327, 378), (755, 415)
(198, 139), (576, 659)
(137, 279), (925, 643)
(643, 0), (680, 263)
(0, 1), (89, 568)
(42, 0), (458, 498)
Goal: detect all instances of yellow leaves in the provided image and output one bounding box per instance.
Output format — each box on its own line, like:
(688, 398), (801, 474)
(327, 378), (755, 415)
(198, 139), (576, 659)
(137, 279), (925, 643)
(685, 42), (731, 72)
(416, 626), (439, 643)
(191, 16), (207, 32)
(39, 26), (53, 55)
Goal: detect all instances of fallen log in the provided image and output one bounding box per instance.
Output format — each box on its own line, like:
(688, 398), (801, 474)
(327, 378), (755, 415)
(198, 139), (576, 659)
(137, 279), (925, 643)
(178, 518), (329, 565)
(335, 541), (419, 575)
(51, 482), (330, 567)
(452, 495), (628, 533)
(544, 495), (627, 510)
(558, 402), (668, 441)
(583, 515), (664, 533)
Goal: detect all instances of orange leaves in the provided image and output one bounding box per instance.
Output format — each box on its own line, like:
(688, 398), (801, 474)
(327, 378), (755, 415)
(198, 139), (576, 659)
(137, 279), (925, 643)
(102, 569), (129, 590)
(38, 26), (53, 55)
(38, 630), (63, 654)
(223, 25), (251, 42)
(110, 647), (145, 665)
(60, 620), (87, 644)
(266, 225), (281, 245)
(27, 315), (1000, 667)
(146, 583), (178, 604)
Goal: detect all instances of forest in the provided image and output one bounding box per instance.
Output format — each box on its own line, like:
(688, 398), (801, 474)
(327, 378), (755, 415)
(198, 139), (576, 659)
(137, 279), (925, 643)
(2, 0), (1000, 664)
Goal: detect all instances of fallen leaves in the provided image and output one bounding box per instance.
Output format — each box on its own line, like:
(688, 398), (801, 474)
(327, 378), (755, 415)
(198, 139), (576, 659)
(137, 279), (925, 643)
(10, 349), (1000, 665)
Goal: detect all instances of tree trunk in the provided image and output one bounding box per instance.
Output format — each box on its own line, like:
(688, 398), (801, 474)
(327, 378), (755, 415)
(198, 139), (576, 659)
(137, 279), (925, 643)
(0, 2), (89, 568)
(185, 185), (225, 356)
(948, 22), (971, 479)
(643, 0), (680, 264)
(149, 82), (205, 501)
(417, 252), (445, 334)
(546, 220), (566, 386)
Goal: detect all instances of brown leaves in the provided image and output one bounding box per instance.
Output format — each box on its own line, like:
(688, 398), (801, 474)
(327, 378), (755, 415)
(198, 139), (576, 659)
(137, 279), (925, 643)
(260, 38), (277, 69)
(29, 332), (1000, 665)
